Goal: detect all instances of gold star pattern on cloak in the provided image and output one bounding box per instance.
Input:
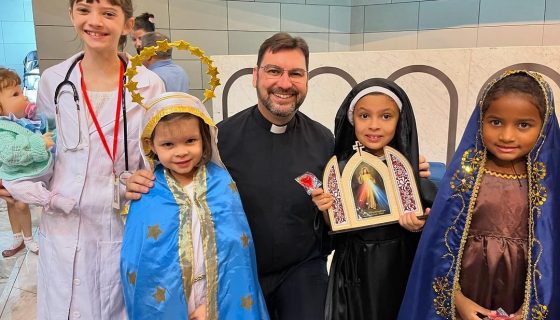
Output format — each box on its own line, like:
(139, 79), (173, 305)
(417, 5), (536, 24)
(228, 181), (238, 193)
(241, 294), (254, 311)
(127, 271), (136, 285)
(124, 39), (221, 108)
(147, 224), (162, 241)
(153, 286), (166, 303)
(240, 232), (250, 248)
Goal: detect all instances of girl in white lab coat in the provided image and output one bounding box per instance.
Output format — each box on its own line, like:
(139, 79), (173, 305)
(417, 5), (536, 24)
(4, 0), (164, 319)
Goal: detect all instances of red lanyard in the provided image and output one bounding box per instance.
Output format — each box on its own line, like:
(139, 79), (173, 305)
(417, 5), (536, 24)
(79, 60), (124, 172)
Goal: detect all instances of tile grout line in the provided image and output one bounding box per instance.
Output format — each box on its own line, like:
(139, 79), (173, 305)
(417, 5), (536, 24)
(0, 253), (26, 318)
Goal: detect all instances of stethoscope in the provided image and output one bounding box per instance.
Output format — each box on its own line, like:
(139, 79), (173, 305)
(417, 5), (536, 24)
(53, 53), (130, 175)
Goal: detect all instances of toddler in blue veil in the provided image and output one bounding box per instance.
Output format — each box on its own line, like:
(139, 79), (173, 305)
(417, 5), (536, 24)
(120, 92), (269, 320)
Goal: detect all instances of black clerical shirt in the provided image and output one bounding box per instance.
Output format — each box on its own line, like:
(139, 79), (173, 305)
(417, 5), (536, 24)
(218, 106), (334, 277)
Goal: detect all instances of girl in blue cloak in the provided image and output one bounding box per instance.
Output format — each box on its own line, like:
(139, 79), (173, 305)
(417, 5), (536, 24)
(120, 92), (269, 320)
(399, 70), (560, 320)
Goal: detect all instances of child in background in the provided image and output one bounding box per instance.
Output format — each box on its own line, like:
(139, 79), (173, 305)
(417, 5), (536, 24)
(121, 93), (269, 320)
(312, 79), (435, 320)
(0, 68), (51, 256)
(398, 71), (560, 320)
(131, 12), (155, 54)
(3, 0), (164, 318)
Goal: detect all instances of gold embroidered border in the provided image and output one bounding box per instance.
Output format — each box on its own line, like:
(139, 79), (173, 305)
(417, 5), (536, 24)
(482, 168), (528, 180)
(450, 151), (486, 320)
(165, 169), (194, 310)
(432, 148), (485, 319)
(527, 160), (548, 320)
(193, 166), (219, 320)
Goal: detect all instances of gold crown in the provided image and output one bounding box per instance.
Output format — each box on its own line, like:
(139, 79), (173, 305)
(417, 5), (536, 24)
(124, 39), (221, 108)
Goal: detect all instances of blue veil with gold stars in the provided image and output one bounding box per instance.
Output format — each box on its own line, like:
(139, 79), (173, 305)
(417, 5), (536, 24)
(398, 71), (560, 320)
(120, 93), (269, 319)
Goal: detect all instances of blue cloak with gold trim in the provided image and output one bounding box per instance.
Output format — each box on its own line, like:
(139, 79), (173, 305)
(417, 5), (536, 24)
(121, 163), (269, 319)
(398, 70), (560, 320)
(120, 92), (269, 319)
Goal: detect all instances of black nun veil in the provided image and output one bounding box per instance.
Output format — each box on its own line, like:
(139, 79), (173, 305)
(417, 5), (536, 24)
(334, 78), (421, 190)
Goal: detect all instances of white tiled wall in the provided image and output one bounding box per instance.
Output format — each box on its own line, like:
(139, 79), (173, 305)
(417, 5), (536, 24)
(30, 0), (560, 103)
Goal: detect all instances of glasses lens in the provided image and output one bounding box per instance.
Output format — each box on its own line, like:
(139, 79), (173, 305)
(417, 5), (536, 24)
(261, 65), (307, 83)
(263, 66), (283, 78)
(288, 69), (306, 83)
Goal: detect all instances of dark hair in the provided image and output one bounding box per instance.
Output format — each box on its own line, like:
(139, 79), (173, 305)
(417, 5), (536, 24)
(141, 32), (171, 59)
(0, 68), (21, 111)
(257, 32), (309, 70)
(482, 73), (546, 121)
(149, 113), (213, 167)
(118, 35), (128, 51)
(70, 0), (133, 20)
(134, 12), (155, 32)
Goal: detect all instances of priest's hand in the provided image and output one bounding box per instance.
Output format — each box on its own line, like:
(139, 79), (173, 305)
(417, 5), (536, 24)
(454, 290), (491, 320)
(0, 180), (15, 204)
(419, 154), (431, 178)
(399, 208), (430, 232)
(124, 169), (155, 200)
(189, 303), (206, 320)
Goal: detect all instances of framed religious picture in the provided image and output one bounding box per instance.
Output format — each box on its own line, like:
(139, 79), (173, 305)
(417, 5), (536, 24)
(323, 142), (424, 233)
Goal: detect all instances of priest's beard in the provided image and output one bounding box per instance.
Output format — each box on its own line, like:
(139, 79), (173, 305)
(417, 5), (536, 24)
(257, 84), (307, 119)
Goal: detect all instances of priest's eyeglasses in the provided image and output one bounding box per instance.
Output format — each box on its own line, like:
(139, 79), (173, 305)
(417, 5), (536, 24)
(259, 65), (307, 83)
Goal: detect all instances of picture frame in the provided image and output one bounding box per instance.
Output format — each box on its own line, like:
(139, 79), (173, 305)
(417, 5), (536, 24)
(323, 142), (423, 233)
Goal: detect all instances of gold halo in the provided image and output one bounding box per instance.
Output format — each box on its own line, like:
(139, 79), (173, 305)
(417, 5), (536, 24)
(124, 39), (221, 108)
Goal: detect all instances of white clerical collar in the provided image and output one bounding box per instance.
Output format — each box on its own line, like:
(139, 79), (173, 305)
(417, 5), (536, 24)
(270, 123), (287, 134)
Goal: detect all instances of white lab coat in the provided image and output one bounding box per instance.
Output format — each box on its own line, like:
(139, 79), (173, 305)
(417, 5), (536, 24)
(6, 52), (164, 320)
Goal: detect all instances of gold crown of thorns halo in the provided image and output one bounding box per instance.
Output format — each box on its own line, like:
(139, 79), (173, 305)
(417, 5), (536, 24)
(124, 39), (221, 108)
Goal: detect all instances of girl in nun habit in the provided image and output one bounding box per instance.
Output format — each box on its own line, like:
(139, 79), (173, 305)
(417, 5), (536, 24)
(312, 78), (435, 320)
(398, 70), (560, 320)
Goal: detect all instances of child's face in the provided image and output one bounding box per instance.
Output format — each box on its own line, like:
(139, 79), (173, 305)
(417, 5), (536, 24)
(131, 29), (147, 53)
(0, 85), (28, 118)
(148, 117), (204, 186)
(353, 94), (400, 156)
(482, 92), (543, 164)
(70, 0), (133, 53)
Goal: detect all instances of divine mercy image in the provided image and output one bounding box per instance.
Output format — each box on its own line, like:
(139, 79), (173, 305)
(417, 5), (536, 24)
(352, 164), (389, 219)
